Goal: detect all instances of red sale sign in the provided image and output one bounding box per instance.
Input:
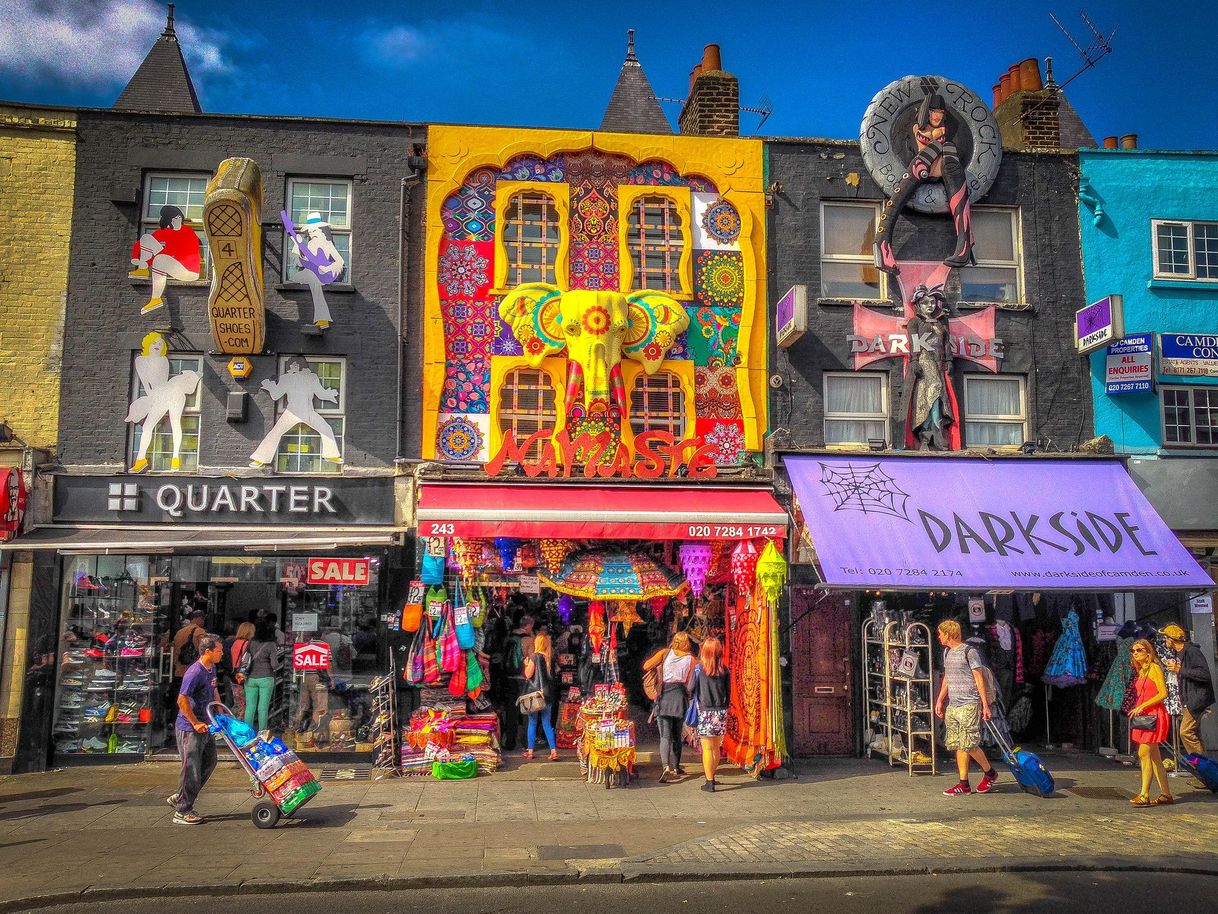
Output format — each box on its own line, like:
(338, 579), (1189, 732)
(293, 641), (332, 671)
(306, 557), (370, 586)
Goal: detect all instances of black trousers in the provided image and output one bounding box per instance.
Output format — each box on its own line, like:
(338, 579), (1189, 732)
(657, 715), (684, 771)
(174, 727), (217, 814)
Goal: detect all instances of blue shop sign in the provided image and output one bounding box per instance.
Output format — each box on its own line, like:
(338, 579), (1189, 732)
(1160, 333), (1218, 378)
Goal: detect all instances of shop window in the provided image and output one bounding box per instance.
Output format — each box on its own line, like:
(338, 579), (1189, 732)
(284, 178), (352, 282)
(628, 371), (686, 438)
(498, 367), (557, 460)
(823, 372), (888, 445)
(1153, 220), (1218, 281)
(128, 354), (202, 471)
(275, 356), (345, 474)
(623, 190), (691, 296)
(502, 192), (560, 286)
(820, 202), (885, 300)
(1162, 386), (1218, 447)
(963, 375), (1027, 448)
(141, 173), (210, 278)
(958, 208), (1022, 304)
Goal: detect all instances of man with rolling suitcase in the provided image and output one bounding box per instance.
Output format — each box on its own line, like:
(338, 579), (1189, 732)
(934, 620), (999, 796)
(1159, 624), (1215, 757)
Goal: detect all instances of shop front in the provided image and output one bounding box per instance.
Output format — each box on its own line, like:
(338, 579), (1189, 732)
(409, 478), (789, 781)
(4, 474), (409, 765)
(782, 453), (1214, 767)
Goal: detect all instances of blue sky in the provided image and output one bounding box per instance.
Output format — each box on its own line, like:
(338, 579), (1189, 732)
(1, 0), (1213, 149)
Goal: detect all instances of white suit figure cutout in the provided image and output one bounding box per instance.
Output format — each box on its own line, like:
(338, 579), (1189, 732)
(125, 331), (201, 473)
(249, 356), (342, 468)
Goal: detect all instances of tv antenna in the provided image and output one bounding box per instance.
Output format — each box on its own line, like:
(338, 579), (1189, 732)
(1048, 9), (1115, 91)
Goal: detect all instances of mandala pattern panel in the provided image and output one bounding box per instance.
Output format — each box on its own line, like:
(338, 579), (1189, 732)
(436, 413), (490, 462)
(572, 184), (617, 242)
(687, 306), (742, 368)
(693, 192), (742, 250)
(628, 160), (688, 187)
(442, 168), (497, 241)
(669, 329), (691, 361)
(695, 250), (745, 308)
(492, 311), (525, 357)
(499, 154), (564, 183)
(569, 241), (619, 292)
(441, 359), (490, 415)
(696, 418), (747, 465)
(445, 305), (497, 362)
(565, 151), (631, 187)
(695, 365), (742, 419)
(438, 240), (493, 301)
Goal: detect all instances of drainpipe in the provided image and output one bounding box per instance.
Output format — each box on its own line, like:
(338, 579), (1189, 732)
(396, 155), (424, 461)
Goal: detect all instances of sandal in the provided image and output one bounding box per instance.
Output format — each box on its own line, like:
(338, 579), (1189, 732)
(522, 749), (534, 760)
(1153, 794), (1174, 805)
(548, 750), (559, 761)
(1130, 794), (1152, 807)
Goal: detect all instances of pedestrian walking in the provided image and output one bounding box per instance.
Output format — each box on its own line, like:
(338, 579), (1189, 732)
(242, 618), (282, 737)
(227, 622), (255, 718)
(1158, 624), (1215, 756)
(644, 631), (695, 783)
(521, 632), (558, 761)
(934, 620), (999, 796)
(695, 636), (730, 793)
(168, 634), (223, 825)
(1128, 638), (1173, 808)
(502, 613), (535, 751)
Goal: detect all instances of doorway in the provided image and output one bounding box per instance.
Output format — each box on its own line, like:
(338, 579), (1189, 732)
(789, 587), (855, 756)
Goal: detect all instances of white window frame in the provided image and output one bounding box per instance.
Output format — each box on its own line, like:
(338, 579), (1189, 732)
(274, 355), (346, 474)
(1151, 219), (1218, 282)
(128, 353), (203, 472)
(283, 177), (354, 284)
(962, 374), (1028, 449)
(820, 202), (888, 302)
(1160, 384), (1218, 448)
(140, 172), (210, 281)
(822, 371), (889, 447)
(958, 206), (1024, 305)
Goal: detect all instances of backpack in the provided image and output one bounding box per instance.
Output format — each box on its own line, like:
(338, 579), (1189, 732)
(966, 643), (1000, 706)
(177, 626), (200, 668)
(505, 635), (524, 675)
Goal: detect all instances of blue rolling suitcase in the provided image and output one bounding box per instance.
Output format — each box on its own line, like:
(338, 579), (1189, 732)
(1164, 743), (1218, 793)
(984, 719), (1054, 797)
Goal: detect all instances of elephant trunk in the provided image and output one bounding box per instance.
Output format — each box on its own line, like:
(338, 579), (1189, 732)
(583, 342), (614, 409)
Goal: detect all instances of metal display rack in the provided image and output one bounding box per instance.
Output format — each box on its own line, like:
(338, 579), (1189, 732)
(862, 619), (936, 775)
(369, 653), (398, 779)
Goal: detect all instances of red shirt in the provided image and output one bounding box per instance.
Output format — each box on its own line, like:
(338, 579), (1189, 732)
(152, 225), (201, 273)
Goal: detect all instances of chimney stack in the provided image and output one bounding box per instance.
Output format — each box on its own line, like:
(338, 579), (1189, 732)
(678, 43), (739, 137)
(993, 57), (1061, 150)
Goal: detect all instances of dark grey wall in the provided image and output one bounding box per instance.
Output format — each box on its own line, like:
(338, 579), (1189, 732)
(60, 111), (427, 469)
(766, 140), (1092, 451)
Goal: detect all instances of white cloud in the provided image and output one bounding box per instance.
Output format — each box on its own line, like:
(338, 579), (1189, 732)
(372, 24), (427, 62)
(362, 16), (525, 68)
(0, 0), (232, 87)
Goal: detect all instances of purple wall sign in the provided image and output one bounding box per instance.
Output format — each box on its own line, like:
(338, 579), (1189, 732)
(776, 285), (807, 348)
(1075, 294), (1124, 355)
(786, 456), (1211, 590)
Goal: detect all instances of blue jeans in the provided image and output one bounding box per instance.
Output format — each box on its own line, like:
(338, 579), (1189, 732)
(527, 703), (556, 751)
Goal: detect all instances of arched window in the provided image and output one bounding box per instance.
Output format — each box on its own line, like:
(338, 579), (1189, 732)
(629, 370), (685, 438)
(498, 367), (557, 460)
(627, 196), (684, 292)
(502, 193), (559, 286)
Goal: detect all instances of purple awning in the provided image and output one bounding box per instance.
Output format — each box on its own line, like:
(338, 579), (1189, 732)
(786, 456), (1213, 591)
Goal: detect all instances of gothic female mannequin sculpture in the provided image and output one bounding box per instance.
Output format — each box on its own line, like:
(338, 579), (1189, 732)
(902, 284), (956, 450)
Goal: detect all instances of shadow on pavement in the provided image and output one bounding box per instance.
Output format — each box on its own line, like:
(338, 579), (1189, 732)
(0, 798), (125, 822)
(0, 787), (83, 804)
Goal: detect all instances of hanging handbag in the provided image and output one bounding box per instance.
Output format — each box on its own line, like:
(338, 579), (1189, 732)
(465, 650), (485, 693)
(516, 654), (548, 715)
(468, 589), (486, 629)
(1130, 714), (1158, 731)
(439, 606), (460, 674)
(404, 626), (425, 685)
(426, 585), (449, 621)
(452, 581), (475, 650)
(421, 549), (446, 585)
(401, 581), (425, 632)
(643, 663), (662, 702)
(421, 617), (441, 685)
(447, 647), (468, 697)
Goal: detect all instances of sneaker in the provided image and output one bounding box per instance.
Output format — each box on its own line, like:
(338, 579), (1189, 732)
(55, 739), (82, 753)
(172, 811), (204, 826)
(83, 705), (109, 720)
(975, 771), (998, 794)
(167, 793), (180, 808)
(700, 781), (715, 792)
(81, 736), (109, 753)
(114, 740), (144, 754)
(92, 669), (118, 681)
(658, 767), (674, 783)
(53, 721), (79, 735)
(140, 297), (165, 315)
(943, 782), (972, 796)
(60, 695), (84, 710)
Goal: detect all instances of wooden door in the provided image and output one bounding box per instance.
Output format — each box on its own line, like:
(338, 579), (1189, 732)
(790, 588), (855, 756)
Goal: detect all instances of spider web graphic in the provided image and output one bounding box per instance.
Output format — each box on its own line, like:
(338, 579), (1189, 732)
(818, 462), (912, 522)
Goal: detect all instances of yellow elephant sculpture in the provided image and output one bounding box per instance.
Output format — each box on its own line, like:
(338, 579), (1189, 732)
(498, 283), (689, 413)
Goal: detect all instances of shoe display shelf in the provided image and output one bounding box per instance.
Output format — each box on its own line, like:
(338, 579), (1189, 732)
(54, 574), (160, 758)
(369, 656), (398, 779)
(862, 618), (936, 776)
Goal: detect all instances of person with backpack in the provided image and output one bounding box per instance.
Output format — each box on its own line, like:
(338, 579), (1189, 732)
(242, 618), (282, 737)
(172, 609), (206, 679)
(934, 619), (999, 796)
(501, 614), (534, 752)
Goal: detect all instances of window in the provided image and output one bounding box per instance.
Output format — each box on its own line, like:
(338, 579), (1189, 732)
(820, 203), (885, 300)
(959, 208), (1022, 303)
(502, 192), (560, 286)
(274, 357), (345, 474)
(963, 375), (1027, 448)
(1162, 386), (1218, 447)
(628, 371), (686, 438)
(823, 373), (888, 445)
(1152, 220), (1218, 281)
(627, 196), (684, 293)
(140, 174), (209, 278)
(284, 179), (352, 283)
(498, 368), (557, 461)
(129, 354), (202, 471)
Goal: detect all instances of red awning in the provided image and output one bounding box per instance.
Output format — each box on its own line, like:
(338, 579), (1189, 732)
(417, 483), (787, 541)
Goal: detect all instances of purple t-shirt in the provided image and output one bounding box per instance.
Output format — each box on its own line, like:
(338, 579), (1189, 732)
(176, 661), (217, 732)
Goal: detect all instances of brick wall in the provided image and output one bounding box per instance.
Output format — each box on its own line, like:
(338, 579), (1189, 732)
(997, 90), (1061, 151)
(678, 72), (739, 137)
(0, 105), (75, 452)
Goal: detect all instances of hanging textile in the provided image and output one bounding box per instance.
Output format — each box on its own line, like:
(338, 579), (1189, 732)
(1095, 636), (1135, 711)
(723, 581), (783, 776)
(1042, 609), (1088, 687)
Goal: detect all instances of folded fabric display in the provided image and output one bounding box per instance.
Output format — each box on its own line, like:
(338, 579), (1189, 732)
(402, 708), (501, 777)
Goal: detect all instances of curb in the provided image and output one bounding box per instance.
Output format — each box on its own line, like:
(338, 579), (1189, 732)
(3, 855), (1217, 912)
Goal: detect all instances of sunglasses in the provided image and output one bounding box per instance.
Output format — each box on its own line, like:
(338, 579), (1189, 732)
(1131, 647), (1149, 654)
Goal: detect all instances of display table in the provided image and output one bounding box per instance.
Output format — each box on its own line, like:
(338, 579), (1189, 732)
(575, 685), (635, 788)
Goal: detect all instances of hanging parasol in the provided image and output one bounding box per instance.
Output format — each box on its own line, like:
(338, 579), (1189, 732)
(540, 547), (688, 600)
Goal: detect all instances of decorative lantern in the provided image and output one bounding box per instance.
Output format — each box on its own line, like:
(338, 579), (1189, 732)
(648, 596), (667, 619)
(540, 539), (573, 575)
(707, 540), (731, 583)
(494, 537), (519, 573)
(451, 538), (486, 584)
(731, 539), (760, 592)
(612, 601), (644, 636)
(756, 541), (788, 607)
(557, 594), (574, 625)
(587, 600), (607, 653)
(678, 541), (713, 599)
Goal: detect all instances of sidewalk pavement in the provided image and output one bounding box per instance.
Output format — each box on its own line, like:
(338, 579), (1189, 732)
(0, 749), (1215, 911)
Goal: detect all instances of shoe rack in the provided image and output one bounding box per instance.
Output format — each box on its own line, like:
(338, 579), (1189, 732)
(862, 617), (936, 776)
(369, 653), (398, 779)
